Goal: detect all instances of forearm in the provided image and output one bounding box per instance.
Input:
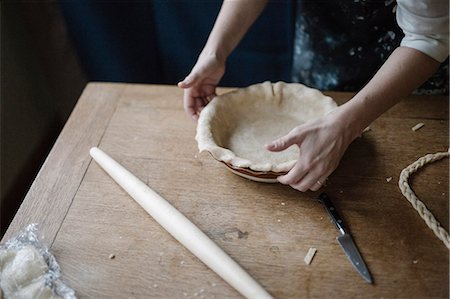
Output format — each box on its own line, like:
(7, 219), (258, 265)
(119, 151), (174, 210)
(201, 0), (269, 62)
(337, 46), (441, 137)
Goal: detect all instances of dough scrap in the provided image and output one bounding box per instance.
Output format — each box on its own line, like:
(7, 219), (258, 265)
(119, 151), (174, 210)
(0, 246), (61, 299)
(304, 247), (317, 265)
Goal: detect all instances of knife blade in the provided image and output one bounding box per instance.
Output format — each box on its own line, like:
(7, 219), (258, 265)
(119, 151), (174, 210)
(319, 192), (373, 284)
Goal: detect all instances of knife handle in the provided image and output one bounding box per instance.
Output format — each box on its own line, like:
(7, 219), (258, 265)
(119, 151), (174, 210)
(319, 193), (347, 235)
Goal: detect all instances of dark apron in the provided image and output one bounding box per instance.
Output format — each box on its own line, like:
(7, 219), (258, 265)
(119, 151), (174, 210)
(291, 0), (448, 94)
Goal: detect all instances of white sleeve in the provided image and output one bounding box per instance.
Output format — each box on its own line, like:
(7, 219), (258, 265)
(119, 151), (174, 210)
(396, 0), (449, 62)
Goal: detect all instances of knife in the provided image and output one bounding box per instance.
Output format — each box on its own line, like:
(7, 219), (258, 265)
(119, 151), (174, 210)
(319, 192), (373, 284)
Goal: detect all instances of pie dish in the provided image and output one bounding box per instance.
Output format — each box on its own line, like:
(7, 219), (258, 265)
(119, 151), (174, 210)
(196, 81), (338, 183)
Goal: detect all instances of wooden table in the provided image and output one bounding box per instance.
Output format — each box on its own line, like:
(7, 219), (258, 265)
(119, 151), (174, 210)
(3, 83), (448, 298)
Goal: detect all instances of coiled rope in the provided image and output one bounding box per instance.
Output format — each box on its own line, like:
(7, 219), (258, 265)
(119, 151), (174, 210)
(398, 150), (449, 249)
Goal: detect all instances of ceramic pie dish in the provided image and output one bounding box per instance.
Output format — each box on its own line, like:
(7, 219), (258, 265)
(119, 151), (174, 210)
(196, 81), (338, 183)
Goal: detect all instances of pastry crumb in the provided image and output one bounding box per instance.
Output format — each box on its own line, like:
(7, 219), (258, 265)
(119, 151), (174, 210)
(281, 202), (286, 206)
(277, 219), (281, 223)
(413, 259), (418, 264)
(339, 190), (344, 194)
(108, 254), (115, 259)
(386, 177), (392, 182)
(411, 123), (425, 131)
(304, 248), (317, 265)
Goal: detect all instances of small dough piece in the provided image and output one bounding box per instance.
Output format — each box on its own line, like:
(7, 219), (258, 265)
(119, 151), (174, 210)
(304, 247), (317, 265)
(411, 122), (425, 131)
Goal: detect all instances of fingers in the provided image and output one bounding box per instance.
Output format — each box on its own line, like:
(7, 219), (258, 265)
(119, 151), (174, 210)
(183, 92), (199, 121)
(266, 128), (303, 152)
(184, 102), (198, 121)
(299, 173), (328, 192)
(277, 162), (308, 185)
(293, 167), (332, 192)
(178, 73), (200, 89)
(183, 92), (212, 121)
(309, 175), (328, 192)
(278, 160), (333, 192)
(185, 98), (205, 121)
(205, 93), (216, 103)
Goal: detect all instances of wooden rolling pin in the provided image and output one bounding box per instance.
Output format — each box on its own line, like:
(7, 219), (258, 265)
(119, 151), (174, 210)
(90, 147), (273, 299)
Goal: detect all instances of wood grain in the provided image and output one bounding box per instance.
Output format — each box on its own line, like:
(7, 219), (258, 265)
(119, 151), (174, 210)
(2, 83), (126, 243)
(4, 83), (449, 298)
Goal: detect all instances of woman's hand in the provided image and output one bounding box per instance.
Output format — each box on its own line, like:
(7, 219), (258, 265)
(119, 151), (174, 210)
(178, 53), (225, 121)
(266, 110), (358, 192)
(266, 47), (442, 192)
(177, 0), (269, 120)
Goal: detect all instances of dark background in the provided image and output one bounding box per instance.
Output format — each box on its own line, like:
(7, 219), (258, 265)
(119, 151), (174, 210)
(1, 1), (294, 236)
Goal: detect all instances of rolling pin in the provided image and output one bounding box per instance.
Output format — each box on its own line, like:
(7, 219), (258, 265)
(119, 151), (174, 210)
(90, 147), (273, 299)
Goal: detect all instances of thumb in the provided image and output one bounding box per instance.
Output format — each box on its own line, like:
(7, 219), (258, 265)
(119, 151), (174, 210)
(178, 73), (200, 89)
(266, 129), (301, 152)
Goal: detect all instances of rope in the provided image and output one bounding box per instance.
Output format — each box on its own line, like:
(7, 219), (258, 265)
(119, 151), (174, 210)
(398, 150), (449, 249)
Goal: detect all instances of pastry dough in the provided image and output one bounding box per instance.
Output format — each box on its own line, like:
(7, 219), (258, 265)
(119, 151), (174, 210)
(196, 81), (337, 181)
(0, 246), (61, 299)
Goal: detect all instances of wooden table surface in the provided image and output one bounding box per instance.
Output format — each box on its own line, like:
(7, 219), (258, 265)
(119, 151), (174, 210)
(3, 83), (449, 298)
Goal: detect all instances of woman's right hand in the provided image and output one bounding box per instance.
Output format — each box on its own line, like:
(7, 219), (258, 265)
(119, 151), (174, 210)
(178, 53), (225, 121)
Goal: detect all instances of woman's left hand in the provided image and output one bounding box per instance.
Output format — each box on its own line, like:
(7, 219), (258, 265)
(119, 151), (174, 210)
(266, 110), (358, 192)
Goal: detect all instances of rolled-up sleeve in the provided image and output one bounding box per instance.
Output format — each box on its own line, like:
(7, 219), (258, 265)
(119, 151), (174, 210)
(396, 0), (449, 62)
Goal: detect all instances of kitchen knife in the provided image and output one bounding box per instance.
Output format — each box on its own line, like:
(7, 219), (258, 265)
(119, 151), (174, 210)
(319, 192), (373, 284)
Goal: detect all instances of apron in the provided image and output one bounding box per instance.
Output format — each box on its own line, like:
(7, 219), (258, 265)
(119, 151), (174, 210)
(291, 0), (448, 94)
